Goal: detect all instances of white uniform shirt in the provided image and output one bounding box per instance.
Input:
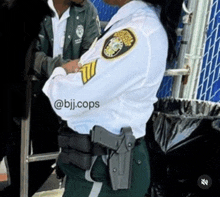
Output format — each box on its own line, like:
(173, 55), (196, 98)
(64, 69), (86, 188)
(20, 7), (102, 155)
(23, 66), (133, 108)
(48, 0), (70, 58)
(43, 1), (168, 139)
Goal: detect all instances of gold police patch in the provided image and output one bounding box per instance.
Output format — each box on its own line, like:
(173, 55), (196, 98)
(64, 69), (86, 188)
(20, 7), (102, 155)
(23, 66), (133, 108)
(102, 29), (136, 59)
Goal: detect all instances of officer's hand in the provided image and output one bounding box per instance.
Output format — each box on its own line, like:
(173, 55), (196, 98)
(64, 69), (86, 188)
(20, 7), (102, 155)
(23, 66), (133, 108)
(62, 59), (82, 74)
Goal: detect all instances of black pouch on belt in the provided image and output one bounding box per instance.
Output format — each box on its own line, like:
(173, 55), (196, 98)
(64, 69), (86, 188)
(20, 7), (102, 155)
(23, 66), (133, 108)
(57, 123), (107, 170)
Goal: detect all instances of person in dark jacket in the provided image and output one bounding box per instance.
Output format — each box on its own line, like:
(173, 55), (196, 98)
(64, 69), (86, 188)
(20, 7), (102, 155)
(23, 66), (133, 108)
(30, 0), (101, 195)
(0, 0), (100, 196)
(0, 0), (54, 196)
(34, 0), (101, 78)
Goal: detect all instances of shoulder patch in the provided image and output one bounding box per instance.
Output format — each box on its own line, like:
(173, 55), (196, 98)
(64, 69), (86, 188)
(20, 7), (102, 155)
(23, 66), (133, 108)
(102, 29), (136, 59)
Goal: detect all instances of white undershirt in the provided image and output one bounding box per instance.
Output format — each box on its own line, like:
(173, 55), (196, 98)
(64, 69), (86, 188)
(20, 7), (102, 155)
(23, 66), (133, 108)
(48, 0), (70, 58)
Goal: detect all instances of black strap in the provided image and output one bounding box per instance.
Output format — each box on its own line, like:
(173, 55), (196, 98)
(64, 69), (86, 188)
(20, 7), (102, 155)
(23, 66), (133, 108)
(58, 124), (107, 153)
(98, 26), (112, 40)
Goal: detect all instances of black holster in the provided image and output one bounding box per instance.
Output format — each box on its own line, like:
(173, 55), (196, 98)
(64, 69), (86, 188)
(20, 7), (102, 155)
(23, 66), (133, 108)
(91, 126), (136, 190)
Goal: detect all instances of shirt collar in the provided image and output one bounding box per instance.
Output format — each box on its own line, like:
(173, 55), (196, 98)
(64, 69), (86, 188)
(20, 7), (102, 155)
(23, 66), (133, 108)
(105, 0), (150, 31)
(48, 0), (70, 21)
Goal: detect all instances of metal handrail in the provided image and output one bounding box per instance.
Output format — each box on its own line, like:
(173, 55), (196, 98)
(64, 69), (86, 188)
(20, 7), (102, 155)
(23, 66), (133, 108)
(164, 68), (190, 76)
(20, 78), (59, 197)
(28, 152), (59, 163)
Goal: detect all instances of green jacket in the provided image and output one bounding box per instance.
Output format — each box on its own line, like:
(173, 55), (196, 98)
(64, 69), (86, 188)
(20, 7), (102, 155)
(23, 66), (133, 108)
(34, 0), (101, 78)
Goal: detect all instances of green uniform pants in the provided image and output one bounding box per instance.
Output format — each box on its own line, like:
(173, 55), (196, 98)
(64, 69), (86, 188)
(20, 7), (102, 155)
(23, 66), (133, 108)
(58, 138), (150, 197)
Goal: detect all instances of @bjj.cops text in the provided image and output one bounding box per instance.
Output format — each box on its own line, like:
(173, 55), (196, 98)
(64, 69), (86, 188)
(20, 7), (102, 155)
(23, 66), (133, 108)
(54, 99), (100, 110)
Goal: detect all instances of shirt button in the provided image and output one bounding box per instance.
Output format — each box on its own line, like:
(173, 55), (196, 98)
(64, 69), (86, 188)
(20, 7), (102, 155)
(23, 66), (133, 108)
(76, 16), (79, 20)
(137, 160), (142, 165)
(68, 35), (71, 39)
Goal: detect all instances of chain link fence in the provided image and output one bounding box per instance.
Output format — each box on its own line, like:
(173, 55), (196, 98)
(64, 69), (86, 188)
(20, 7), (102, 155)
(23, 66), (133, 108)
(197, 0), (220, 102)
(92, 0), (118, 21)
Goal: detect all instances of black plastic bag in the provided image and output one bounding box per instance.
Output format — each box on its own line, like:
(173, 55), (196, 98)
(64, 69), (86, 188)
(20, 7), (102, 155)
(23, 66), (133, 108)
(146, 98), (220, 197)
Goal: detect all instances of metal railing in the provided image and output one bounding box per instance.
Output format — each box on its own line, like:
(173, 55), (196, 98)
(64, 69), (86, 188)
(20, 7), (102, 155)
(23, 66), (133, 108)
(157, 0), (215, 100)
(20, 78), (59, 197)
(180, 0), (213, 99)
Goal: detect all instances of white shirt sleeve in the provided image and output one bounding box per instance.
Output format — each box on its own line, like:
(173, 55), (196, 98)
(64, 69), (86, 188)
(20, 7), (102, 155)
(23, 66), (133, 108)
(43, 27), (167, 121)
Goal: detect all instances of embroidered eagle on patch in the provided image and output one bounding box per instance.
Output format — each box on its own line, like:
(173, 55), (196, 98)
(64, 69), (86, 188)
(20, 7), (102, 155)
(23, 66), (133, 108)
(102, 29), (136, 59)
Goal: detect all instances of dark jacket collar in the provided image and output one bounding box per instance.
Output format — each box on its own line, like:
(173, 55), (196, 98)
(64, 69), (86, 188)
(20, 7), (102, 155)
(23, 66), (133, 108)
(43, 1), (87, 47)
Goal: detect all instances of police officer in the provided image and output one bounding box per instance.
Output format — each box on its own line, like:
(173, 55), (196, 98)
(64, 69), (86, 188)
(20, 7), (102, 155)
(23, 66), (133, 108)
(43, 0), (184, 196)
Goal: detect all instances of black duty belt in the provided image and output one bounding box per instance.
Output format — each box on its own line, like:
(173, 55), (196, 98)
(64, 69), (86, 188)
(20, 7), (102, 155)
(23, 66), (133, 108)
(58, 125), (107, 170)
